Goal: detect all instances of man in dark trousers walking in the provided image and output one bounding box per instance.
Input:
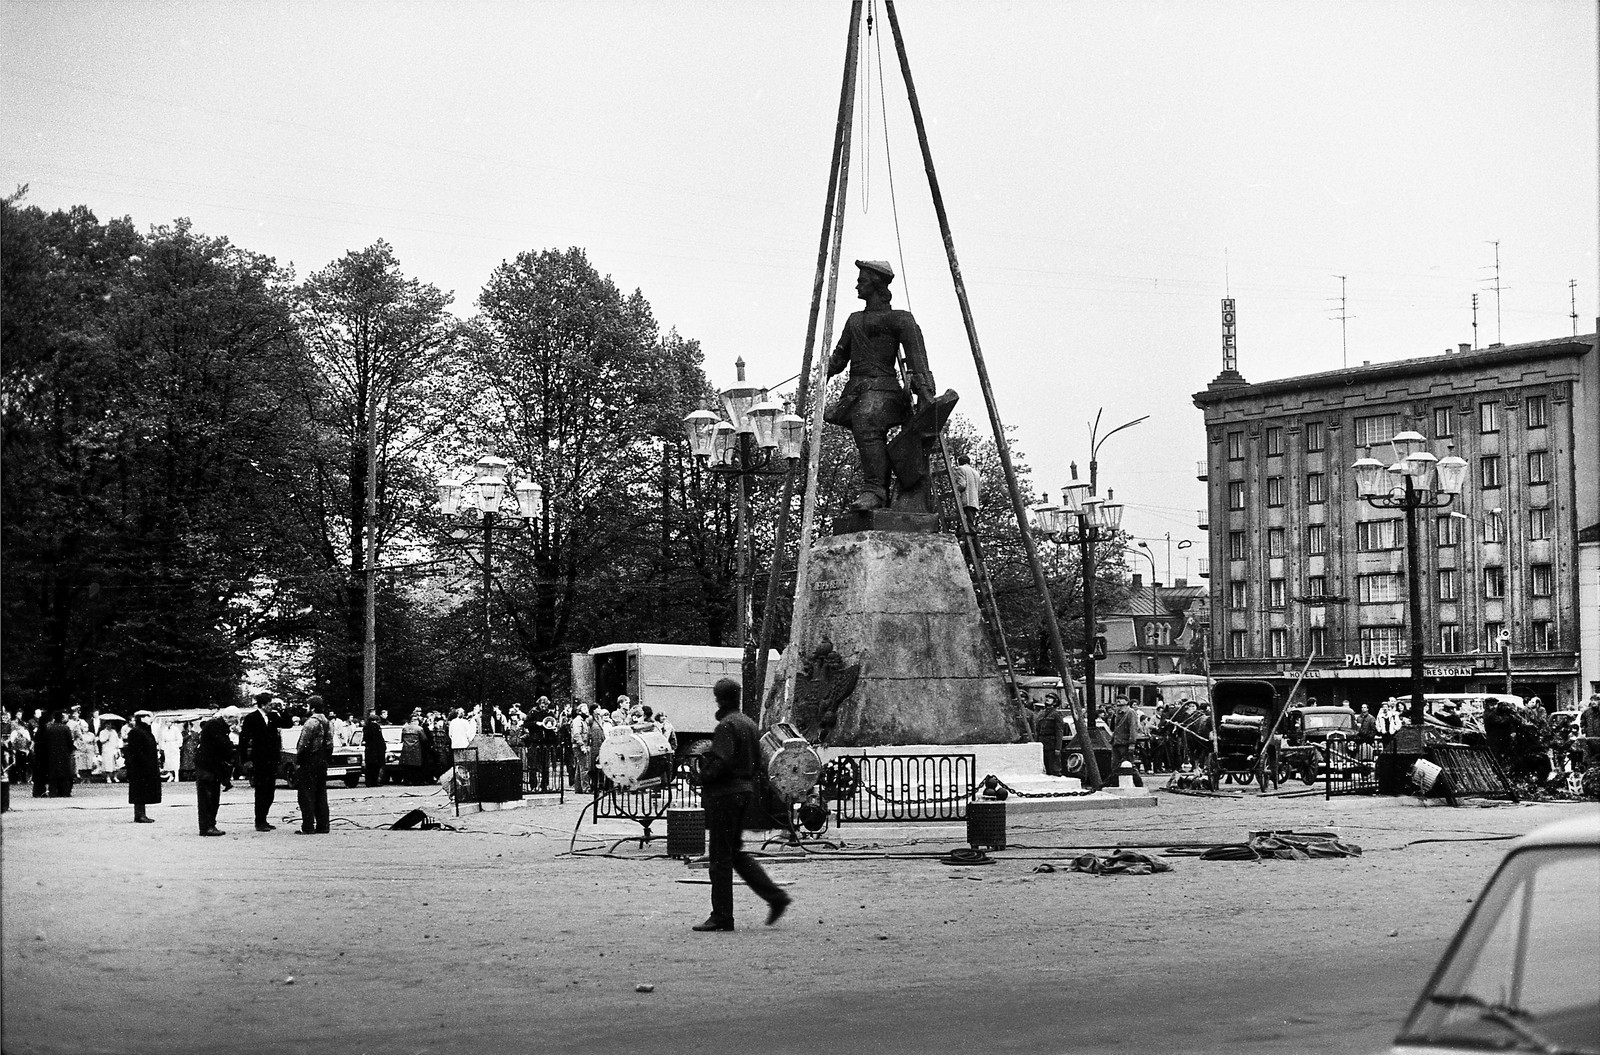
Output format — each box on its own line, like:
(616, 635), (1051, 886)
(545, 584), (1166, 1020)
(238, 692), (283, 831)
(692, 678), (790, 933)
(295, 697), (332, 835)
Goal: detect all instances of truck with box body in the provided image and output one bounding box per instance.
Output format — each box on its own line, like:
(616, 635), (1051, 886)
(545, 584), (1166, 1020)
(570, 643), (780, 748)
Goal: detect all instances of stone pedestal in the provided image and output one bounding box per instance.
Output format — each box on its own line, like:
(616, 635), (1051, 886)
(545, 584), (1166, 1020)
(767, 530), (1025, 746)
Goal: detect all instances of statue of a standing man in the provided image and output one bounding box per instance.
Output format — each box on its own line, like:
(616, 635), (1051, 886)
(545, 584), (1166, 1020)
(824, 260), (936, 512)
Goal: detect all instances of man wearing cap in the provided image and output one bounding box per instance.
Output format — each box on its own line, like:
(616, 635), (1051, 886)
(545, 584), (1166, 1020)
(238, 692), (283, 831)
(825, 259), (937, 512)
(124, 710), (162, 823)
(295, 697), (332, 834)
(1034, 694), (1064, 776)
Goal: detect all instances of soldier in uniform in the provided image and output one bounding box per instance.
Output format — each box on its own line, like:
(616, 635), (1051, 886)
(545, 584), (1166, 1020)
(825, 260), (936, 511)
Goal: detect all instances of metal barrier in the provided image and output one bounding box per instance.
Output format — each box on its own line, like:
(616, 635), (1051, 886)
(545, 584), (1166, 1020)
(518, 743), (568, 799)
(591, 755), (702, 823)
(825, 753), (977, 823)
(1323, 742), (1380, 798)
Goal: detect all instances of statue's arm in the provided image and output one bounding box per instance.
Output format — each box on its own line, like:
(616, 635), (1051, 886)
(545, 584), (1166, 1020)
(827, 318), (854, 378)
(899, 316), (936, 401)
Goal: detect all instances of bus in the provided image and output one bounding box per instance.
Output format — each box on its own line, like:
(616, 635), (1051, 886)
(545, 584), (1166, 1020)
(1092, 673), (1210, 716)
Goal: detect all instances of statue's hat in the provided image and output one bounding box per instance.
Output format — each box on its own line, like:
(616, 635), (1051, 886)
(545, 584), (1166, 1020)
(855, 259), (895, 282)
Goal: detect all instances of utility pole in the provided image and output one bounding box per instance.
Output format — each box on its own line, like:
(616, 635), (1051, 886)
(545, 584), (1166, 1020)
(1471, 293), (1479, 350)
(1483, 241), (1505, 345)
(1571, 279), (1580, 336)
(1330, 275), (1352, 368)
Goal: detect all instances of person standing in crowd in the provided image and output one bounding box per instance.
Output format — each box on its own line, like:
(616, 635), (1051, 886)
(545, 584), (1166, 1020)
(238, 693), (283, 832)
(37, 711), (75, 797)
(157, 716), (181, 782)
(361, 710), (386, 789)
(448, 708), (474, 752)
(69, 706), (95, 782)
(1577, 693), (1600, 767)
(692, 678), (789, 933)
(295, 697), (332, 835)
(1090, 711), (1114, 784)
(1034, 694), (1064, 776)
(8, 713), (34, 790)
(569, 706), (591, 793)
(180, 722), (199, 781)
(193, 709), (234, 836)
(123, 710), (162, 823)
(399, 711), (425, 784)
(1112, 701), (1139, 773)
(96, 719), (123, 782)
(655, 710), (677, 754)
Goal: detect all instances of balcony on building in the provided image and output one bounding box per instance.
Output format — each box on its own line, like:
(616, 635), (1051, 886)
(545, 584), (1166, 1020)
(1197, 557), (1210, 579)
(1196, 460), (1208, 481)
(1197, 508), (1209, 531)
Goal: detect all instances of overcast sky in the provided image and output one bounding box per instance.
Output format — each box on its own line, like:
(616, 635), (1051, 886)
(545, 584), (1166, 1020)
(4, 0), (1595, 584)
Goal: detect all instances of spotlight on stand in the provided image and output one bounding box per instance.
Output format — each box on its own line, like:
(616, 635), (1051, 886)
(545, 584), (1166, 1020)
(597, 722), (677, 792)
(759, 722), (824, 836)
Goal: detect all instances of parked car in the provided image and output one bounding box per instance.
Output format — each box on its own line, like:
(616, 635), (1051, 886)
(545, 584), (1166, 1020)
(1390, 812), (1599, 1054)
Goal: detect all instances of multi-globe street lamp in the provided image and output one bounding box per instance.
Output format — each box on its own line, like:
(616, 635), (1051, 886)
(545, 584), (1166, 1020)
(1032, 485), (1124, 727)
(1352, 432), (1469, 732)
(682, 358), (804, 710)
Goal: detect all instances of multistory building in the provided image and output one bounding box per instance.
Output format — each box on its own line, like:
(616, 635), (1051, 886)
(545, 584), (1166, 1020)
(1193, 332), (1598, 712)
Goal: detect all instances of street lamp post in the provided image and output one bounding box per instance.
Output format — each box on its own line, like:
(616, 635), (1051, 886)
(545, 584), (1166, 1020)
(1132, 542), (1159, 672)
(1353, 432), (1469, 732)
(437, 454), (543, 811)
(1033, 486), (1123, 729)
(683, 359), (803, 714)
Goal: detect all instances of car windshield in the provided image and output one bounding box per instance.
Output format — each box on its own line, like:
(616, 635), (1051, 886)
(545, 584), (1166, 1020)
(1397, 845), (1600, 1053)
(1304, 713), (1351, 730)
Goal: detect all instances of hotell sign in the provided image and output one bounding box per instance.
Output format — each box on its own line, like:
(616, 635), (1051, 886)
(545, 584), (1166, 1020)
(1341, 654), (1481, 679)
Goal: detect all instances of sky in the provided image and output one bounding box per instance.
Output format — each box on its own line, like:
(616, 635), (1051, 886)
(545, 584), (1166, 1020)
(4, 0), (1595, 586)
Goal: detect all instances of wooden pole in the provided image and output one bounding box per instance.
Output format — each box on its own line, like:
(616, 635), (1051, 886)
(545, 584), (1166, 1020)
(777, 2), (863, 718)
(754, 0), (864, 721)
(883, 0), (1100, 786)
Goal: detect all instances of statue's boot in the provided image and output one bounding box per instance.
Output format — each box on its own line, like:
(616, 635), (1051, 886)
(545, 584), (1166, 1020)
(850, 491), (885, 511)
(852, 442), (891, 511)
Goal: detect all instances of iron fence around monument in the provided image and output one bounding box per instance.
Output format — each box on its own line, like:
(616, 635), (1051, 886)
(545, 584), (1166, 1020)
(1323, 741), (1380, 798)
(828, 753), (978, 823)
(590, 755), (703, 822)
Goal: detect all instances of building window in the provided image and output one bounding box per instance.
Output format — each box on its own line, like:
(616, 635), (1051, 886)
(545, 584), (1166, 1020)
(1229, 581), (1248, 608)
(1358, 626), (1406, 656)
(1228, 481), (1246, 509)
(1484, 622), (1505, 652)
(1482, 509), (1505, 544)
(1228, 630), (1247, 658)
(1305, 421), (1325, 452)
(1437, 569), (1459, 601)
(1308, 627), (1327, 656)
(1226, 431), (1245, 460)
(1266, 477), (1284, 506)
(1530, 563), (1553, 597)
(1434, 406), (1454, 438)
(1268, 628), (1289, 657)
(1531, 620), (1554, 651)
(1267, 527), (1285, 556)
(1527, 450), (1549, 484)
(1306, 524), (1326, 555)
(1307, 574), (1326, 597)
(1305, 473), (1325, 504)
(1438, 624), (1462, 654)
(1356, 520), (1400, 551)
(1479, 401), (1499, 433)
(1357, 573), (1402, 603)
(1529, 508), (1551, 541)
(1483, 566), (1505, 598)
(1525, 395), (1547, 428)
(1354, 413), (1401, 448)
(1228, 531), (1247, 561)
(1480, 455), (1501, 489)
(1436, 514), (1459, 547)
(1265, 427), (1283, 456)
(1269, 579), (1286, 608)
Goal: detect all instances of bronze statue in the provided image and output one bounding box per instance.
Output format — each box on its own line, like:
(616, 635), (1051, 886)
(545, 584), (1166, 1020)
(825, 260), (939, 512)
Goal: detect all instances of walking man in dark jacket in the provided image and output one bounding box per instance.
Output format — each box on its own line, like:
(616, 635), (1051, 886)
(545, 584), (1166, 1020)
(193, 711), (235, 836)
(124, 710), (162, 822)
(238, 693), (283, 831)
(692, 678), (790, 932)
(295, 697), (332, 835)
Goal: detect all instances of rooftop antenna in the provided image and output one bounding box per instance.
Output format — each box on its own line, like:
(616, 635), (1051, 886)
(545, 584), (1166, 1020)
(1329, 275), (1353, 368)
(1481, 241), (1506, 344)
(1471, 293), (1479, 349)
(1571, 279), (1580, 336)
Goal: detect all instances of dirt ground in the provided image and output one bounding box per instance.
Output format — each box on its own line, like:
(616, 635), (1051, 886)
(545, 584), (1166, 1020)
(2, 777), (1595, 1055)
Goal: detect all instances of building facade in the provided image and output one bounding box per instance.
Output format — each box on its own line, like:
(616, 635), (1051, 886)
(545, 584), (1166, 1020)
(1193, 333), (1599, 712)
(1101, 576), (1209, 676)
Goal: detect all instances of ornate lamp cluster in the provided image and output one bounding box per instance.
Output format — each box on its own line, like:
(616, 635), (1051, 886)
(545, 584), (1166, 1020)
(681, 358), (804, 474)
(1352, 431), (1467, 508)
(437, 454), (543, 523)
(1030, 483), (1125, 540)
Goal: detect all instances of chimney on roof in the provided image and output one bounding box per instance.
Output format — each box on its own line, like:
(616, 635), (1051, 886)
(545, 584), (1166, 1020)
(1175, 578), (1188, 588)
(1459, 343), (1471, 354)
(1132, 573), (1142, 589)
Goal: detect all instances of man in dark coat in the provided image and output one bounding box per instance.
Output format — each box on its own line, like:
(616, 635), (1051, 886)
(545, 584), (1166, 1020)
(1035, 695), (1064, 776)
(193, 711), (235, 836)
(692, 678), (789, 933)
(123, 710), (162, 822)
(37, 711), (76, 798)
(295, 697), (332, 834)
(361, 712), (386, 788)
(237, 692), (283, 832)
